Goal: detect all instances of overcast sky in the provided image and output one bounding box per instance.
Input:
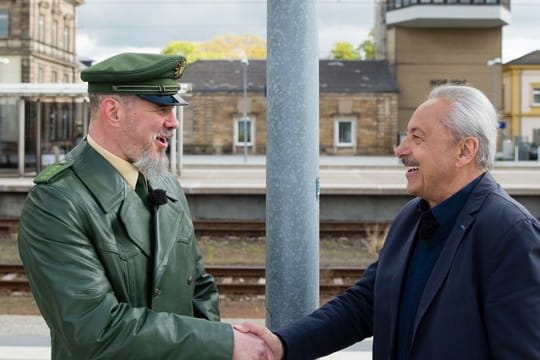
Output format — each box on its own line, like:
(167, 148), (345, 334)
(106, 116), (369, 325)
(76, 0), (538, 64)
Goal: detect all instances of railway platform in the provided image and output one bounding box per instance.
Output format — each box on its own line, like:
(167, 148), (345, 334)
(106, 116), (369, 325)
(0, 315), (372, 359)
(2, 155), (540, 222)
(2, 154), (540, 194)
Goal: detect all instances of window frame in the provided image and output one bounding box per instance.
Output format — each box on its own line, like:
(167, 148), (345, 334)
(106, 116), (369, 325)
(0, 8), (9, 38)
(38, 15), (45, 42)
(63, 25), (70, 50)
(233, 115), (255, 147)
(531, 84), (540, 107)
(333, 115), (356, 148)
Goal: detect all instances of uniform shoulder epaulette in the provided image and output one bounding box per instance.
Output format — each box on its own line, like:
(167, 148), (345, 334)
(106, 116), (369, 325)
(34, 158), (75, 184)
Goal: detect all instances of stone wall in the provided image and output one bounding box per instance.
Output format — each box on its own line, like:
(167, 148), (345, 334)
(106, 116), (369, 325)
(181, 91), (398, 155)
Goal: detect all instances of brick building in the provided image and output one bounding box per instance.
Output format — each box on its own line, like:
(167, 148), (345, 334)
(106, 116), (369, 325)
(0, 0), (84, 83)
(0, 0), (85, 172)
(180, 59), (398, 156)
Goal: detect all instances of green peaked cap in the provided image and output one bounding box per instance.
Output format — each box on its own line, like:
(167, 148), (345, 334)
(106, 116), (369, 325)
(80, 52), (187, 96)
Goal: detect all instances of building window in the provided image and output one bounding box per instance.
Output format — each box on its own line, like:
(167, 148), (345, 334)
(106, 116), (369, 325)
(51, 71), (57, 83)
(334, 116), (356, 147)
(38, 68), (44, 83)
(0, 9), (8, 38)
(52, 20), (58, 46)
(234, 115), (254, 146)
(39, 15), (45, 42)
(532, 87), (540, 107)
(63, 73), (70, 83)
(64, 26), (70, 50)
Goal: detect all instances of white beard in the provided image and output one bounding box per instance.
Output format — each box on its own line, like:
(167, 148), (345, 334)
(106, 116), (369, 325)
(133, 146), (169, 185)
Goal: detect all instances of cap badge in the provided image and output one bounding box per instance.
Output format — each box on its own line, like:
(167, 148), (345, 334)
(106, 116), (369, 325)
(174, 59), (187, 79)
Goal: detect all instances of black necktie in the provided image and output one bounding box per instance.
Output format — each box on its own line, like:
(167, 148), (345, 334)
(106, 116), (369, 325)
(418, 211), (439, 241)
(135, 173), (149, 205)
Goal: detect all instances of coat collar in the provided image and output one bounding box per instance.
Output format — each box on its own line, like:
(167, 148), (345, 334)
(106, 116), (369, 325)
(69, 140), (126, 213)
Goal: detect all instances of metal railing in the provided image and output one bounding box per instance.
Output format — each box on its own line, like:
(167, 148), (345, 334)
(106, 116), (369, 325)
(386, 0), (510, 11)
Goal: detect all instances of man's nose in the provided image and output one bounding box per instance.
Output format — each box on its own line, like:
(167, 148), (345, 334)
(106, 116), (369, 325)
(394, 139), (408, 157)
(165, 109), (179, 129)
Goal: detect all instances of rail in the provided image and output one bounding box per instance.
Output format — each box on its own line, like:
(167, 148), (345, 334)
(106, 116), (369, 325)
(386, 0), (510, 11)
(0, 264), (365, 297)
(1, 218), (389, 237)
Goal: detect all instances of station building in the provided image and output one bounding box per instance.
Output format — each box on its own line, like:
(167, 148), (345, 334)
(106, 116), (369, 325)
(2, 0), (539, 174)
(179, 59), (398, 156)
(503, 50), (540, 146)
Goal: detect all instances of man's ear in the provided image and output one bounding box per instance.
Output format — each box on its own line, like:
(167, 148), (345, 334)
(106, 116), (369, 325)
(100, 97), (122, 128)
(457, 136), (479, 167)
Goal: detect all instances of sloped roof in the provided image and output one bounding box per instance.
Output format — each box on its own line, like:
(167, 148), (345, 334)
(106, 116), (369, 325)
(506, 50), (540, 65)
(180, 59), (398, 93)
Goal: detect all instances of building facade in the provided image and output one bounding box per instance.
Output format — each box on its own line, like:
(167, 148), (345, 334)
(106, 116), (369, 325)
(179, 60), (399, 156)
(0, 0), (85, 173)
(377, 0), (510, 132)
(503, 50), (540, 150)
(0, 0), (84, 83)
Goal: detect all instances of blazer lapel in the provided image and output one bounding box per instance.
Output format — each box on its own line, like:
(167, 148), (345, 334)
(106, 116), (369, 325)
(119, 192), (152, 257)
(388, 216), (422, 347)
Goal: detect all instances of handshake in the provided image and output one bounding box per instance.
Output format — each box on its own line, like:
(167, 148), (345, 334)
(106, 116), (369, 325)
(232, 322), (284, 360)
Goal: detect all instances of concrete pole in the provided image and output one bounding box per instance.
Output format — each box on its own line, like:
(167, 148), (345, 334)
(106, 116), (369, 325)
(266, 0), (320, 330)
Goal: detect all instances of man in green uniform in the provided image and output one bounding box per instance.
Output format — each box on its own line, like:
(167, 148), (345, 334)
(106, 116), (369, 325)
(18, 52), (273, 359)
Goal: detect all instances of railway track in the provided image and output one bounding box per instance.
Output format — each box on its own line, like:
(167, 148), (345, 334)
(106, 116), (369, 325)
(0, 264), (364, 297)
(1, 218), (389, 237)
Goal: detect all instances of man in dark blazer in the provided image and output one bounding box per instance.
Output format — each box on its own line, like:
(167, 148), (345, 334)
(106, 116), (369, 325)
(18, 53), (273, 359)
(237, 84), (540, 359)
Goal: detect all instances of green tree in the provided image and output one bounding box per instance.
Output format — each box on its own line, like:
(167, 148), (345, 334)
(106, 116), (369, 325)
(357, 29), (375, 60)
(330, 42), (360, 60)
(162, 34), (266, 63)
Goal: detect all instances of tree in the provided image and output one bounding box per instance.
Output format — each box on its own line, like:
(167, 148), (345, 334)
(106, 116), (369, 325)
(162, 34), (266, 63)
(330, 42), (360, 60)
(357, 29), (375, 60)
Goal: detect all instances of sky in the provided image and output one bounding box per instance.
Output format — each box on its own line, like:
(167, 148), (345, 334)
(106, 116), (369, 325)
(75, 0), (539, 64)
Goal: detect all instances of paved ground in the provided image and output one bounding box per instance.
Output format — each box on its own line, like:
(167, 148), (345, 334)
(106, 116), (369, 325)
(0, 315), (372, 359)
(3, 155), (540, 195)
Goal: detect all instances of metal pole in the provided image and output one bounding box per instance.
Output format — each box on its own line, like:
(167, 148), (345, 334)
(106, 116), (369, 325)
(242, 59), (249, 163)
(492, 63), (498, 111)
(178, 105), (184, 175)
(36, 100), (42, 172)
(170, 128), (177, 175)
(266, 0), (320, 330)
(487, 57), (501, 111)
(17, 99), (25, 176)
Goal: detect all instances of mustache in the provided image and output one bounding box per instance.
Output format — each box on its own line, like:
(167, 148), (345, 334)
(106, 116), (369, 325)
(400, 156), (419, 167)
(153, 130), (174, 140)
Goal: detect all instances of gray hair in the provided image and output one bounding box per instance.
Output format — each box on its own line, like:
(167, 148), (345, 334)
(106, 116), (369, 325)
(428, 84), (498, 170)
(88, 94), (135, 118)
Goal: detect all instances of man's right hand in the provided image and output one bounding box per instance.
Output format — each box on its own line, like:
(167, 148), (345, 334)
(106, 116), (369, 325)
(233, 328), (276, 360)
(234, 323), (284, 359)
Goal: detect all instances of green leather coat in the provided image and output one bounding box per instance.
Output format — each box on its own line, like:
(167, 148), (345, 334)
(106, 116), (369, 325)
(18, 141), (233, 359)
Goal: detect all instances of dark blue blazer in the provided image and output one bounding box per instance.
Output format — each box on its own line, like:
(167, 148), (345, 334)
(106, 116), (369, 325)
(276, 172), (540, 359)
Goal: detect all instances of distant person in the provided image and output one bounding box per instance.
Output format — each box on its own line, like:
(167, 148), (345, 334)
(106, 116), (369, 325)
(237, 84), (540, 359)
(18, 52), (273, 360)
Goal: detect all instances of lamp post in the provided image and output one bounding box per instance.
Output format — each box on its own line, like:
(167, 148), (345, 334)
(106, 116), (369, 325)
(241, 56), (249, 163)
(487, 57), (502, 111)
(0, 57), (9, 171)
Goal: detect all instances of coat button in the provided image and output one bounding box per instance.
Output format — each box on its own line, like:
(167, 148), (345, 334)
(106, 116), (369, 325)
(187, 276), (193, 285)
(153, 288), (161, 297)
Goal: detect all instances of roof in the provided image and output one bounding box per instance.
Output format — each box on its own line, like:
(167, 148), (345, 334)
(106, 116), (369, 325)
(180, 59), (398, 93)
(506, 50), (540, 65)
